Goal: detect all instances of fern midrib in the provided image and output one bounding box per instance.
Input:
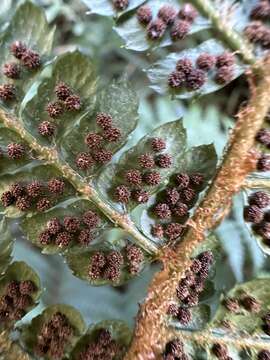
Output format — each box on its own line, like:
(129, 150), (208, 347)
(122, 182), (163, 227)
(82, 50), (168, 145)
(0, 108), (158, 254)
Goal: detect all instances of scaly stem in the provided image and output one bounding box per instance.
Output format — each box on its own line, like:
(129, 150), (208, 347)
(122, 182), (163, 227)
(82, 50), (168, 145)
(189, 0), (256, 65)
(125, 57), (270, 359)
(0, 109), (158, 255)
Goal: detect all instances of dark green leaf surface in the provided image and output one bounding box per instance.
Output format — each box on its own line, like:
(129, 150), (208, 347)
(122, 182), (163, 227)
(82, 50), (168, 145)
(83, 0), (145, 17)
(147, 39), (245, 99)
(0, 217), (13, 275)
(21, 51), (97, 145)
(59, 77), (139, 177)
(115, 0), (210, 51)
(0, 1), (55, 110)
(21, 198), (110, 255)
(20, 304), (86, 357)
(70, 320), (131, 360)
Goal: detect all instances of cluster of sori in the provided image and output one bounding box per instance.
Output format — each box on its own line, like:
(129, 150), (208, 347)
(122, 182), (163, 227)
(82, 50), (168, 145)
(0, 142), (26, 160)
(243, 191), (270, 245)
(77, 328), (123, 360)
(245, 0), (270, 48)
(211, 343), (233, 360)
(0, 279), (35, 323)
(168, 52), (235, 91)
(0, 41), (41, 102)
(112, 0), (129, 11)
(34, 312), (74, 359)
(136, 3), (198, 42)
(40, 82), (81, 138)
(151, 171), (204, 241)
(114, 137), (171, 205)
(255, 124), (270, 172)
(88, 243), (144, 282)
(162, 338), (189, 360)
(167, 251), (213, 324)
(76, 113), (121, 171)
(1, 178), (65, 212)
(38, 210), (100, 248)
(211, 343), (270, 360)
(223, 294), (261, 314)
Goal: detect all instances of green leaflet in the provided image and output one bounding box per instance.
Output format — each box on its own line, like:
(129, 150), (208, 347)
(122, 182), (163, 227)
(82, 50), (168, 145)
(21, 198), (111, 255)
(21, 51), (97, 146)
(0, 124), (31, 178)
(98, 120), (188, 212)
(0, 261), (41, 329)
(0, 163), (76, 218)
(0, 217), (13, 275)
(210, 279), (270, 335)
(0, 261), (41, 300)
(59, 77), (139, 177)
(65, 231), (150, 286)
(114, 0), (210, 52)
(242, 187), (270, 256)
(70, 320), (132, 359)
(147, 39), (246, 99)
(83, 0), (145, 17)
(0, 1), (54, 110)
(20, 304), (86, 357)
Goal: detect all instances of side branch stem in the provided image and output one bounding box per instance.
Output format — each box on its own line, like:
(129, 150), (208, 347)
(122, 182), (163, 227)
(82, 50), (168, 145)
(0, 109), (158, 254)
(124, 58), (270, 359)
(169, 328), (270, 351)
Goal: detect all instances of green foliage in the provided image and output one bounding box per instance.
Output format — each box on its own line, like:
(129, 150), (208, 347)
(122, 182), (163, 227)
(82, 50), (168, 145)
(0, 1), (54, 110)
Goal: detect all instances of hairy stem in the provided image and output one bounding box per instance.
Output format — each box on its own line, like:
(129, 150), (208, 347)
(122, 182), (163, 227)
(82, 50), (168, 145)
(124, 58), (270, 359)
(0, 109), (158, 255)
(189, 0), (256, 64)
